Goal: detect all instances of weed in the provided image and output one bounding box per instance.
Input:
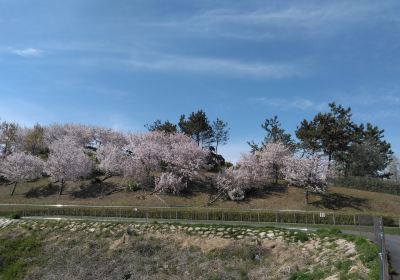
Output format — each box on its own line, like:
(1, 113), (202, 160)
(0, 234), (42, 280)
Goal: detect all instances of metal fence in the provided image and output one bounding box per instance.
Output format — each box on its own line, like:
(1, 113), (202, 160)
(0, 203), (399, 228)
(374, 217), (390, 280)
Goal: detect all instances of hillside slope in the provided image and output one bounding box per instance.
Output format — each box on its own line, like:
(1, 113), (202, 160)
(0, 177), (399, 216)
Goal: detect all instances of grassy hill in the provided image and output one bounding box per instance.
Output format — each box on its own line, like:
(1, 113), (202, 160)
(0, 176), (399, 217)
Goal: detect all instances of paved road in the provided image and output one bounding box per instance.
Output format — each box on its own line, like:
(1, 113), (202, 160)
(343, 230), (400, 280)
(387, 234), (400, 280)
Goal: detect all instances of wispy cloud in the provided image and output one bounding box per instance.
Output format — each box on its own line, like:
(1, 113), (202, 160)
(164, 2), (397, 40)
(7, 47), (42, 57)
(249, 97), (326, 111)
(127, 55), (304, 79)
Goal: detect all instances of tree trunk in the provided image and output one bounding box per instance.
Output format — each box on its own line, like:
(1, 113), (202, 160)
(10, 182), (17, 196)
(58, 179), (64, 199)
(101, 174), (112, 182)
(304, 189), (309, 205)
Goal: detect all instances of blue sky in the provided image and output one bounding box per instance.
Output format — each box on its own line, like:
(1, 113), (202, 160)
(0, 0), (399, 162)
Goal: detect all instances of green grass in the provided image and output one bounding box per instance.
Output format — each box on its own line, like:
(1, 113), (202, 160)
(0, 234), (42, 280)
(284, 230), (310, 242)
(354, 237), (380, 280)
(314, 228), (380, 280)
(289, 267), (325, 280)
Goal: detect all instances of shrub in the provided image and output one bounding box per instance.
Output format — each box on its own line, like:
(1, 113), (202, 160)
(9, 213), (21, 219)
(332, 176), (400, 195)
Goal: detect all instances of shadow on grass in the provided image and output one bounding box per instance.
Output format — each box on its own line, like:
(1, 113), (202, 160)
(70, 182), (122, 199)
(311, 193), (369, 211)
(249, 184), (288, 198)
(207, 183), (288, 206)
(25, 184), (59, 198)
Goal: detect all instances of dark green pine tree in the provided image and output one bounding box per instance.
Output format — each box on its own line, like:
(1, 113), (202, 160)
(347, 123), (393, 177)
(211, 118), (229, 154)
(296, 102), (358, 162)
(179, 110), (213, 147)
(146, 120), (177, 134)
(248, 115), (295, 153)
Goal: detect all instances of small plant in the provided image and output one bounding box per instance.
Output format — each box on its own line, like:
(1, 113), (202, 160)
(9, 213), (21, 219)
(285, 230), (309, 242)
(123, 178), (140, 192)
(289, 268), (325, 280)
(335, 259), (352, 275)
(315, 228), (342, 238)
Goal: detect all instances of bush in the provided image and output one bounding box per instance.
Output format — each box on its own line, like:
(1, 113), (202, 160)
(9, 213), (21, 219)
(122, 178), (140, 192)
(332, 176), (400, 195)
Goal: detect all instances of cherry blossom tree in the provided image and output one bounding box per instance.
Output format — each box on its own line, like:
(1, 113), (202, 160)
(215, 153), (269, 201)
(162, 133), (209, 180)
(258, 142), (292, 184)
(119, 132), (208, 193)
(45, 137), (92, 198)
(123, 132), (165, 186)
(283, 156), (332, 204)
(216, 168), (246, 201)
(44, 124), (95, 148)
(97, 143), (127, 180)
(0, 152), (44, 196)
(92, 127), (127, 149)
(155, 172), (187, 194)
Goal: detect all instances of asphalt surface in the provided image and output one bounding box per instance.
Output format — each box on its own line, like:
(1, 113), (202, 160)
(387, 234), (400, 280)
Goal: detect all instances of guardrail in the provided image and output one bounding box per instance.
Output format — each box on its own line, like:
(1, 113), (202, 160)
(0, 204), (399, 228)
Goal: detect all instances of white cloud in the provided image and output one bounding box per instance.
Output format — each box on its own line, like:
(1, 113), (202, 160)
(127, 55), (303, 79)
(249, 97), (326, 111)
(167, 2), (395, 40)
(8, 47), (42, 57)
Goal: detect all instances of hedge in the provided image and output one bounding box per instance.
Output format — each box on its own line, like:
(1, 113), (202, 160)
(332, 176), (400, 196)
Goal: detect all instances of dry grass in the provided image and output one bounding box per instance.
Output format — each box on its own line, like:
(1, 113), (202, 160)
(0, 220), (372, 280)
(0, 177), (399, 216)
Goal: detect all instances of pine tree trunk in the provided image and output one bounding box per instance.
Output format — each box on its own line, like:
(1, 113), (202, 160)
(10, 182), (17, 196)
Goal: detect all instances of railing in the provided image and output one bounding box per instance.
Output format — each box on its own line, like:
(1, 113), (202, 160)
(374, 217), (390, 280)
(0, 203), (399, 228)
